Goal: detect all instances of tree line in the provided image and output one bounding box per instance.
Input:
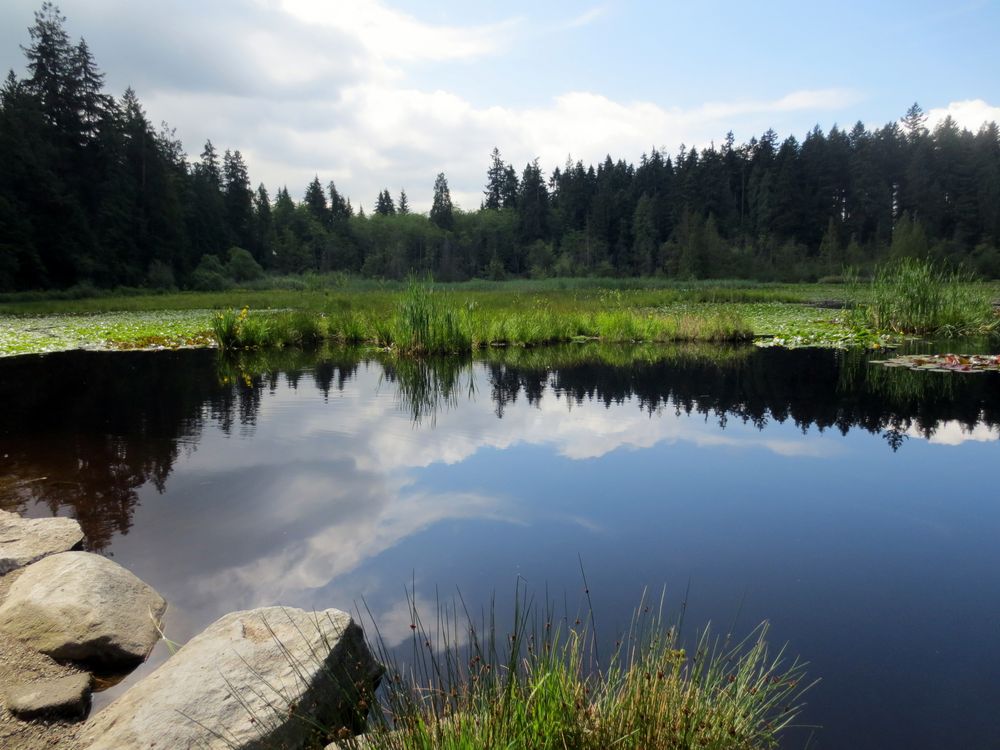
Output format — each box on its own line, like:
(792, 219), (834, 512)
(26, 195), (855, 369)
(3, 4), (1000, 292)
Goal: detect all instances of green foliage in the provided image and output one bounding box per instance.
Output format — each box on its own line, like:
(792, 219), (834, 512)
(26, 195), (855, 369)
(4, 4), (1000, 293)
(211, 306), (271, 350)
(391, 281), (471, 353)
(5, 277), (996, 358)
(225, 246), (264, 282)
(349, 588), (811, 750)
(853, 257), (998, 335)
(190, 254), (232, 291)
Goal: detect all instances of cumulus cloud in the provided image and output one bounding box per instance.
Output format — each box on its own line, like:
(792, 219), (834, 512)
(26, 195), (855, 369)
(906, 419), (1000, 446)
(274, 0), (521, 63)
(926, 99), (1000, 132)
(0, 1), (874, 211)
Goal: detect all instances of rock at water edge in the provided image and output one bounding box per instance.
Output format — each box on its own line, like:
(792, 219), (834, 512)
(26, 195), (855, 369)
(81, 606), (383, 750)
(0, 551), (166, 667)
(0, 510), (84, 575)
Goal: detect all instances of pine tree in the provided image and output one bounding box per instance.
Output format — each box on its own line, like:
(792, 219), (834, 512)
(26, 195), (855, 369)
(328, 180), (350, 221)
(251, 183), (272, 266)
(223, 149), (253, 249)
(199, 140), (221, 185)
(375, 189), (396, 215)
(430, 173), (454, 230)
(502, 165), (519, 209)
(484, 147), (506, 209)
(517, 159), (549, 244)
(22, 3), (72, 131)
(303, 176), (328, 225)
(70, 39), (110, 144)
(902, 103), (928, 142)
(398, 189), (410, 215)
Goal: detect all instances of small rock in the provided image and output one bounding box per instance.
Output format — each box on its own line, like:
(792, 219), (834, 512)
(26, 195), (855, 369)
(3, 673), (92, 719)
(0, 509), (84, 575)
(80, 606), (383, 750)
(0, 551), (166, 668)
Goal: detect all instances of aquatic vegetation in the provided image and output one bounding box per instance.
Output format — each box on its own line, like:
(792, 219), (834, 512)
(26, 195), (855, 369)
(211, 306), (272, 351)
(3, 276), (993, 357)
(206, 283), (754, 355)
(872, 353), (1000, 373)
(851, 258), (998, 336)
(344, 588), (811, 750)
(0, 310), (213, 357)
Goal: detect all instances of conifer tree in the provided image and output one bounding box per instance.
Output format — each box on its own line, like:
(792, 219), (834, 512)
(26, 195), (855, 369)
(430, 173), (454, 230)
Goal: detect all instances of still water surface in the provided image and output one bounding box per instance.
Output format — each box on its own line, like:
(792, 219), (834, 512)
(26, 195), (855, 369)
(1, 344), (999, 748)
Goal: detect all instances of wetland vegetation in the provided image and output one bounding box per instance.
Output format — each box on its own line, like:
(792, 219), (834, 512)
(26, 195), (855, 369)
(3, 263), (995, 358)
(344, 590), (810, 750)
(2, 5), (1000, 749)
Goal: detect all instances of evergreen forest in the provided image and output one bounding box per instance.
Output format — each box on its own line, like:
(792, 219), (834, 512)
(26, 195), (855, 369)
(3, 4), (1000, 292)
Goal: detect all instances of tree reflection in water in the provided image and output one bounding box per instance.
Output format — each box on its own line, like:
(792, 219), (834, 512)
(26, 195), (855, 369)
(1, 343), (998, 549)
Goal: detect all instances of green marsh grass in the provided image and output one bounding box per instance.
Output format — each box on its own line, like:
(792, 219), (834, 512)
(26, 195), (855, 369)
(342, 586), (812, 750)
(207, 282), (754, 354)
(851, 258), (998, 336)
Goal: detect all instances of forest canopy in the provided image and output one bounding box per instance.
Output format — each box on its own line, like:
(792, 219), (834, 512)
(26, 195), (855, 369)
(2, 4), (999, 292)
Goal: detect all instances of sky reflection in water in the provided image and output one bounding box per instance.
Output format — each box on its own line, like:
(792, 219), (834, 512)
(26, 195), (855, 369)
(1, 345), (998, 749)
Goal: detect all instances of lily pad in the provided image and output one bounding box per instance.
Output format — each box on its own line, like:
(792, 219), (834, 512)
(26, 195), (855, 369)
(871, 353), (1000, 373)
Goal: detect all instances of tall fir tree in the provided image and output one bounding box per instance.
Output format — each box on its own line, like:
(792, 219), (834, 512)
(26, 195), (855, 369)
(430, 172), (454, 231)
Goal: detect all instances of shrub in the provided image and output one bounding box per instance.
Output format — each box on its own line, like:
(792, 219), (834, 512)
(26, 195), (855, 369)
(225, 246), (264, 282)
(190, 254), (232, 291)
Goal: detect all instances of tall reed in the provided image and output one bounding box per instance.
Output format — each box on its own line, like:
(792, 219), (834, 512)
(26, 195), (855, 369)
(345, 587), (812, 750)
(852, 258), (997, 335)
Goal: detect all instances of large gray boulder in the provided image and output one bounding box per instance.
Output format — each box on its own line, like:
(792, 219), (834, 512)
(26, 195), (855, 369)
(0, 551), (166, 667)
(80, 607), (383, 750)
(0, 509), (84, 575)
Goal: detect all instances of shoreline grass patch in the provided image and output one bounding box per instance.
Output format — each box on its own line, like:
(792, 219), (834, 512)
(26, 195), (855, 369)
(211, 283), (754, 354)
(4, 276), (994, 358)
(343, 587), (812, 750)
(850, 258), (999, 336)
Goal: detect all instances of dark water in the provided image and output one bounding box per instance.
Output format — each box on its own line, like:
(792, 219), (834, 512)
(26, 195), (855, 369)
(2, 343), (999, 749)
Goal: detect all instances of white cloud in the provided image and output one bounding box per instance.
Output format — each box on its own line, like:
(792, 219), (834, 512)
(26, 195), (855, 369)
(566, 6), (608, 29)
(148, 81), (860, 210)
(274, 0), (520, 62)
(926, 99), (1000, 132)
(0, 1), (866, 211)
(906, 419), (1000, 446)
(123, 360), (843, 642)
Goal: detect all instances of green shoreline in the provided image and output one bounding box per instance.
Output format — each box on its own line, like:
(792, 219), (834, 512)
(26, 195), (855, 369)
(1, 276), (996, 358)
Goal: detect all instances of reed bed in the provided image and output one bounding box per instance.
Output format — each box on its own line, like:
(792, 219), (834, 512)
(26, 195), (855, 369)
(340, 588), (811, 750)
(212, 283), (753, 353)
(850, 258), (998, 336)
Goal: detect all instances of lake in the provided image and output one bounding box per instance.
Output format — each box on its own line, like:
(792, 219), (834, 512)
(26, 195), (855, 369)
(1, 343), (999, 748)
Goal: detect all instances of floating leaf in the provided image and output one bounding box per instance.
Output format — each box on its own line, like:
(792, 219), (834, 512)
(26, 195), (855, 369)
(871, 353), (1000, 374)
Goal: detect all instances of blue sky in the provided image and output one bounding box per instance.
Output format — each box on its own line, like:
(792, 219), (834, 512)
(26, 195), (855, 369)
(2, 0), (998, 211)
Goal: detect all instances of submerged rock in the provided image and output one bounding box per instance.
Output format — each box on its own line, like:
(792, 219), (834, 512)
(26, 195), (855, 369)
(3, 673), (92, 719)
(0, 509), (84, 575)
(80, 606), (382, 750)
(0, 551), (166, 667)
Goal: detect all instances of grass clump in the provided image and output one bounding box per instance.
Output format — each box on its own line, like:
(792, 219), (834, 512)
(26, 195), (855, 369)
(347, 589), (811, 750)
(211, 306), (273, 350)
(381, 283), (753, 354)
(391, 282), (472, 353)
(851, 258), (998, 336)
